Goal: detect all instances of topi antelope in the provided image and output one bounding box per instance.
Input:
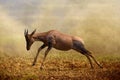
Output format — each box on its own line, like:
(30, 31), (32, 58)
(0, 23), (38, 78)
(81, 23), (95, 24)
(24, 29), (103, 69)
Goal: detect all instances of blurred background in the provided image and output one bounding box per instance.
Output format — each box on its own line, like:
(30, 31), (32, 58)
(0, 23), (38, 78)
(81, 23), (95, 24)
(0, 0), (120, 57)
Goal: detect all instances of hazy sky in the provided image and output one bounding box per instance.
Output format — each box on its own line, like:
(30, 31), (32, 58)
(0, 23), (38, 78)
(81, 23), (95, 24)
(0, 0), (120, 31)
(0, 0), (120, 55)
(0, 0), (120, 26)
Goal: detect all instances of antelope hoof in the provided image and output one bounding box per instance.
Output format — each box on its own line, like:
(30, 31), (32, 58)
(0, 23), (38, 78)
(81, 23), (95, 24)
(100, 66), (103, 69)
(91, 66), (94, 69)
(32, 63), (35, 66)
(40, 67), (43, 70)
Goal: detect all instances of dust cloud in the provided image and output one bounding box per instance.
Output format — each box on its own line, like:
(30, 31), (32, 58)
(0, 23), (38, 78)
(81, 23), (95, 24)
(0, 0), (120, 56)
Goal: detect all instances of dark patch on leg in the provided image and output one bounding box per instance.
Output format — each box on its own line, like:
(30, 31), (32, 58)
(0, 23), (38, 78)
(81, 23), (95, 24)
(73, 40), (102, 68)
(73, 40), (94, 68)
(73, 40), (89, 54)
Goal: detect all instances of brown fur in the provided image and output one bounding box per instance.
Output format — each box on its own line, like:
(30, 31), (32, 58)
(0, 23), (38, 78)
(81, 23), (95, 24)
(24, 29), (103, 69)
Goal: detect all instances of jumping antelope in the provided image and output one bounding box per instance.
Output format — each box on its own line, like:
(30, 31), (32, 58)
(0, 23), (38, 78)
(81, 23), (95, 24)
(24, 29), (102, 69)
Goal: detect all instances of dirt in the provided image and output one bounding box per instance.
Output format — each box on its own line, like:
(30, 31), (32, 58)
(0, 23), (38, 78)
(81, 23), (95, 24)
(0, 57), (120, 80)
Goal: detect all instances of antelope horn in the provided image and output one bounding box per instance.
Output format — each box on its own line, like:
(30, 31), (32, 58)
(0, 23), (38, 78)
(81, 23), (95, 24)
(24, 29), (28, 36)
(30, 29), (36, 36)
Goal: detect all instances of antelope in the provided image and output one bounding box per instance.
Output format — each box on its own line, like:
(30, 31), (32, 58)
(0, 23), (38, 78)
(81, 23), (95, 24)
(24, 29), (103, 69)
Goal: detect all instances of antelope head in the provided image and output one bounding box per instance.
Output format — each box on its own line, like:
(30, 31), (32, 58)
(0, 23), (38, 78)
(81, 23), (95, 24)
(24, 29), (36, 50)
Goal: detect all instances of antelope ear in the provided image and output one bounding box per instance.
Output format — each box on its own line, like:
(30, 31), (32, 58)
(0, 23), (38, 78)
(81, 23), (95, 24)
(30, 29), (36, 36)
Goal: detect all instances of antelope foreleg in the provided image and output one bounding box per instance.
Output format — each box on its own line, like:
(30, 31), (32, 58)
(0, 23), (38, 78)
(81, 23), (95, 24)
(40, 46), (52, 70)
(32, 44), (46, 66)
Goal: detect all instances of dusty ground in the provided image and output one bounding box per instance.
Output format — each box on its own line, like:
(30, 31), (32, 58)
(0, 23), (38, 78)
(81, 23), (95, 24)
(0, 54), (120, 80)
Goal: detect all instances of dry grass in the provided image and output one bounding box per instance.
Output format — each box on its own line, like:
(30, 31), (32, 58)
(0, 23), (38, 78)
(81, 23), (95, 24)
(0, 53), (120, 80)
